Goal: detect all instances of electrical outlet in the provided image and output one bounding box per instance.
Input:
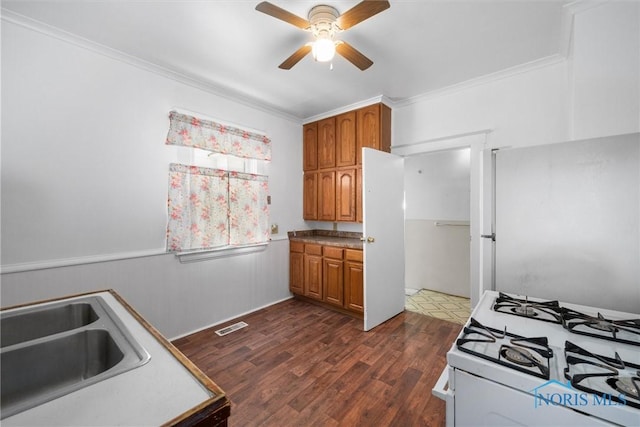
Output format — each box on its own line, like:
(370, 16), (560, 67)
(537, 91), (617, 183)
(271, 224), (278, 234)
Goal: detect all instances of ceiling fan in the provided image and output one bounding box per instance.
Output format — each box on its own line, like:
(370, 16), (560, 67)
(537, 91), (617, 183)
(255, 0), (390, 70)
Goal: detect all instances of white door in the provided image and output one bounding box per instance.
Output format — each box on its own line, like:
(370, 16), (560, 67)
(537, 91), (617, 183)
(362, 148), (405, 331)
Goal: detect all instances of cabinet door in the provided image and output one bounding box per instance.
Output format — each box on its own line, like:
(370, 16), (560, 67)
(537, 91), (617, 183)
(356, 103), (391, 164)
(336, 169), (356, 222)
(344, 260), (364, 313)
(323, 258), (344, 307)
(303, 122), (318, 171)
(356, 104), (379, 165)
(336, 111), (356, 167)
(304, 254), (323, 300)
(303, 172), (318, 220)
(289, 251), (304, 294)
(317, 117), (336, 169)
(318, 171), (336, 221)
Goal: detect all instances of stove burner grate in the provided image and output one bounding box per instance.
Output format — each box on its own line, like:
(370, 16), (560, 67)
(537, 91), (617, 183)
(456, 318), (552, 379)
(562, 308), (640, 347)
(606, 377), (640, 400)
(493, 293), (562, 324)
(564, 341), (640, 410)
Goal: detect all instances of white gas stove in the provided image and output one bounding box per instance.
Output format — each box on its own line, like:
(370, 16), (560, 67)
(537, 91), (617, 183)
(433, 291), (640, 426)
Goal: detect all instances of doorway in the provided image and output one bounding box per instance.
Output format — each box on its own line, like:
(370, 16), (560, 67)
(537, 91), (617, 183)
(392, 129), (492, 312)
(403, 148), (471, 323)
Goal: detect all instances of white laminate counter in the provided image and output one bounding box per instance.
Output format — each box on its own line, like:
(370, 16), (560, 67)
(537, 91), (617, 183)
(2, 290), (227, 426)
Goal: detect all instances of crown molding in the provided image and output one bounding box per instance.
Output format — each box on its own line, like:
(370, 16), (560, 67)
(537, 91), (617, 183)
(393, 54), (567, 109)
(3, 0), (603, 125)
(1, 9), (302, 124)
(390, 0), (611, 110)
(302, 95), (396, 123)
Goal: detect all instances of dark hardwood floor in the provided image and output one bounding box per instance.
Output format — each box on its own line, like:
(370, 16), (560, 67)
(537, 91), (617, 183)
(173, 298), (462, 427)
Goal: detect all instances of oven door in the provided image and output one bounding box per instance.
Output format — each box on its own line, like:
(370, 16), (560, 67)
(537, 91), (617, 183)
(432, 366), (455, 427)
(452, 369), (615, 426)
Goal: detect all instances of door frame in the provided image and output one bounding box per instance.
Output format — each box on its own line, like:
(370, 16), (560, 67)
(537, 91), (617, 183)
(392, 130), (492, 308)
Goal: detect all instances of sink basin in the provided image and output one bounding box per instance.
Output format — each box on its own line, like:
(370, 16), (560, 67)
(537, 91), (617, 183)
(1, 302), (98, 347)
(1, 330), (124, 413)
(0, 295), (150, 419)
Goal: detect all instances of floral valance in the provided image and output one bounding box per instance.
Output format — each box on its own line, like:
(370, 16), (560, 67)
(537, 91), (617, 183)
(165, 111), (271, 161)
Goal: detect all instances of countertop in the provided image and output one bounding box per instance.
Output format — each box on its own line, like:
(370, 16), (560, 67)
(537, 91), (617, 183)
(2, 290), (228, 426)
(288, 230), (363, 250)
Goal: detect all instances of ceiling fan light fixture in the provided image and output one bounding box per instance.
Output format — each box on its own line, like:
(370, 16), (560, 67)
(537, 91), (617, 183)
(312, 37), (335, 62)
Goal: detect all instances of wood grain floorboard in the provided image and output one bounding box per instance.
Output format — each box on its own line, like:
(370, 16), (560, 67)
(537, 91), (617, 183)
(173, 298), (462, 427)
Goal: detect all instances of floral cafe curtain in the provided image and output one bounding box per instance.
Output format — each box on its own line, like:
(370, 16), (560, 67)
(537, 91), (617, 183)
(165, 111), (271, 161)
(167, 164), (270, 252)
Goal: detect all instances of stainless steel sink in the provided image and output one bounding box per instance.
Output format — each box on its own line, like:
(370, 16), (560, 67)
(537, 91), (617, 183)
(1, 302), (99, 347)
(0, 295), (151, 419)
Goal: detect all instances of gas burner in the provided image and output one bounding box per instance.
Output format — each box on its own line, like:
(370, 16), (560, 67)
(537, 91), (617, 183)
(499, 346), (540, 367)
(493, 292), (562, 324)
(512, 303), (537, 317)
(562, 308), (640, 347)
(457, 318), (552, 379)
(564, 341), (640, 409)
(587, 319), (619, 333)
(606, 376), (640, 400)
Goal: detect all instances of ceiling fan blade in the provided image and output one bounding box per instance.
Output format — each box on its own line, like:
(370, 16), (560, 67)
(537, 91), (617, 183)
(336, 41), (373, 70)
(279, 44), (312, 69)
(336, 0), (390, 30)
(255, 2), (311, 30)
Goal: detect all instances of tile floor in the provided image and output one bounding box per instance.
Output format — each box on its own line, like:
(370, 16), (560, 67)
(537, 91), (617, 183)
(405, 288), (471, 325)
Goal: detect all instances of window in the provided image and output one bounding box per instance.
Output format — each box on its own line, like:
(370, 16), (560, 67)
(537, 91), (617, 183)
(164, 111), (271, 253)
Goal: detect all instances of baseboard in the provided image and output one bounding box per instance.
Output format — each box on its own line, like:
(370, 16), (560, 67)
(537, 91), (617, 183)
(169, 295), (294, 341)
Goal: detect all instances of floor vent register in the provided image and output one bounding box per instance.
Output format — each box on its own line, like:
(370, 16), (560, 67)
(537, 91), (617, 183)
(215, 321), (248, 336)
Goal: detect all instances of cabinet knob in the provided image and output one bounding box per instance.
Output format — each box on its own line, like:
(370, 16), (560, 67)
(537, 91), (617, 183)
(366, 236), (375, 243)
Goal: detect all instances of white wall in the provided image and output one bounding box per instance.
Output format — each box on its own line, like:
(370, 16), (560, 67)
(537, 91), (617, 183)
(404, 148), (470, 221)
(393, 2), (640, 150)
(404, 149), (471, 297)
(392, 1), (640, 308)
(1, 19), (305, 338)
(571, 1), (640, 140)
(393, 59), (571, 149)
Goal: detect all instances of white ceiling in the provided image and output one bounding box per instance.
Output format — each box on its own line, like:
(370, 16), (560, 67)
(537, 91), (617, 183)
(2, 0), (570, 121)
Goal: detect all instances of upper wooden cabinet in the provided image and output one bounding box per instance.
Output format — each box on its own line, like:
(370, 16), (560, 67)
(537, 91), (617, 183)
(336, 111), (356, 167)
(317, 117), (336, 169)
(303, 103), (390, 223)
(336, 168), (356, 222)
(303, 172), (318, 221)
(318, 171), (336, 221)
(356, 103), (391, 164)
(303, 122), (318, 171)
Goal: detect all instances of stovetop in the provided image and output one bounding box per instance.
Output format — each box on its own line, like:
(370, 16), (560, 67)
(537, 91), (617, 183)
(447, 290), (640, 426)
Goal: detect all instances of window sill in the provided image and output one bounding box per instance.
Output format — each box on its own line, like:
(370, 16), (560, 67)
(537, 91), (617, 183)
(175, 242), (269, 263)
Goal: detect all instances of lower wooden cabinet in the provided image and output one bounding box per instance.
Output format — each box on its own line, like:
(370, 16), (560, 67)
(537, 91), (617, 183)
(344, 249), (364, 313)
(289, 241), (363, 315)
(323, 246), (344, 307)
(289, 241), (304, 295)
(304, 244), (323, 300)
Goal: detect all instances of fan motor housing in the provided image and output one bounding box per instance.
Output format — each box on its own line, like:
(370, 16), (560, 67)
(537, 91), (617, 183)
(308, 5), (339, 35)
